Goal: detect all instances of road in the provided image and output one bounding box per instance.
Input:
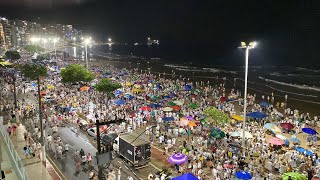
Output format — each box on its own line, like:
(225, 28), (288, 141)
(14, 84), (159, 180)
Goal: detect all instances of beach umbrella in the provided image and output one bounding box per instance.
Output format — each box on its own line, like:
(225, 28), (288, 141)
(149, 103), (162, 108)
(172, 173), (199, 180)
(231, 115), (244, 121)
(162, 117), (175, 121)
(125, 82), (132, 86)
(235, 171), (252, 180)
(302, 128), (317, 135)
(220, 97), (227, 102)
(152, 95), (160, 100)
(280, 123), (294, 130)
(47, 85), (55, 90)
(276, 134), (287, 140)
(168, 153), (188, 165)
(282, 172), (307, 180)
(115, 89), (123, 95)
(185, 84), (192, 91)
(229, 131), (241, 137)
(162, 107), (173, 112)
(260, 102), (269, 106)
(167, 101), (176, 106)
(210, 129), (225, 139)
(239, 131), (253, 139)
(184, 115), (194, 120)
(173, 100), (184, 106)
(296, 147), (305, 154)
(290, 137), (301, 144)
(172, 105), (181, 111)
(246, 111), (268, 119)
(140, 106), (151, 111)
(40, 91), (46, 95)
(268, 137), (284, 145)
(263, 123), (277, 130)
(187, 121), (197, 127)
(80, 86), (90, 91)
(114, 99), (126, 105)
(189, 103), (198, 109)
(31, 83), (37, 87)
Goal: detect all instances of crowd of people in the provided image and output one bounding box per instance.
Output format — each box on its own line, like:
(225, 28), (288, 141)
(1, 57), (320, 180)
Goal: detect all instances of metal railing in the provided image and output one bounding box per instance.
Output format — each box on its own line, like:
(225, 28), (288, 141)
(0, 119), (29, 180)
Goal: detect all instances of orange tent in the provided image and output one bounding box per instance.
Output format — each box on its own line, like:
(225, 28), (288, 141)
(172, 105), (181, 111)
(40, 91), (46, 95)
(80, 86), (90, 91)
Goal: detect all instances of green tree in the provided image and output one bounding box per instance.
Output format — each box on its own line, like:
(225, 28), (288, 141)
(23, 45), (45, 53)
(203, 106), (229, 126)
(19, 64), (47, 160)
(61, 64), (94, 84)
(95, 78), (122, 95)
(5, 51), (21, 61)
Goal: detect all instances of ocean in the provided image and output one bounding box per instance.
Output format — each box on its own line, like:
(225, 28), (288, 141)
(65, 44), (320, 116)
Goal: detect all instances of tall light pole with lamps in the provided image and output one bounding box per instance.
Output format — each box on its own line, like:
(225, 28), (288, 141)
(238, 41), (257, 147)
(52, 38), (58, 58)
(84, 38), (91, 69)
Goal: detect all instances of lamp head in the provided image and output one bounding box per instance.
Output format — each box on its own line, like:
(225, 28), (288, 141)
(84, 38), (91, 45)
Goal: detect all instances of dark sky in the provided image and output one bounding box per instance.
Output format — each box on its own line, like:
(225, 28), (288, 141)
(1, 0), (320, 66)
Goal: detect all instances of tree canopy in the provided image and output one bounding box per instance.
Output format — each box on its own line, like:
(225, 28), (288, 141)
(60, 64), (94, 84)
(203, 106), (229, 126)
(95, 78), (122, 94)
(5, 51), (21, 61)
(23, 45), (45, 53)
(20, 64), (47, 80)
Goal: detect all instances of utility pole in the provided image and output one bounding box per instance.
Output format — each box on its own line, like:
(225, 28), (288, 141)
(96, 119), (103, 179)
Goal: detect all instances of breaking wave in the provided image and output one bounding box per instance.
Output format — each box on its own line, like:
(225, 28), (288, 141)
(259, 76), (320, 92)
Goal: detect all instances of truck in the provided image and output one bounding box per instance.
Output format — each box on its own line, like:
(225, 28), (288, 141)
(114, 133), (151, 168)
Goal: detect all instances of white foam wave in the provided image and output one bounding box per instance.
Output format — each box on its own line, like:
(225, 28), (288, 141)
(265, 85), (318, 98)
(259, 76), (320, 92)
(203, 68), (237, 74)
(164, 64), (195, 69)
(296, 67), (320, 73)
(175, 68), (205, 72)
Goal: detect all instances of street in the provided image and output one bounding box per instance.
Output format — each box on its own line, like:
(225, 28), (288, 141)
(15, 87), (159, 180)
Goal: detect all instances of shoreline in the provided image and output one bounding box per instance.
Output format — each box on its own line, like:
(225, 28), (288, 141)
(73, 58), (319, 117)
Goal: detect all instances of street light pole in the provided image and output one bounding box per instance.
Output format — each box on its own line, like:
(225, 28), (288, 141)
(84, 38), (91, 69)
(239, 41), (256, 148)
(85, 44), (88, 69)
(242, 47), (249, 147)
(53, 38), (57, 58)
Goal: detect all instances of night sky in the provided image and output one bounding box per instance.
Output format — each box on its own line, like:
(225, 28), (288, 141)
(1, 0), (320, 66)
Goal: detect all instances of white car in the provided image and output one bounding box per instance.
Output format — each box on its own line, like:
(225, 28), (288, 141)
(87, 128), (96, 137)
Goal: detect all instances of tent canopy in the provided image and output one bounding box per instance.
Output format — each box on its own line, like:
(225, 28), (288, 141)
(172, 173), (199, 180)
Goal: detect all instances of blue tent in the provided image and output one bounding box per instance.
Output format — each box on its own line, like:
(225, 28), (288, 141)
(114, 99), (126, 105)
(185, 84), (192, 91)
(162, 117), (174, 121)
(163, 95), (171, 99)
(156, 84), (162, 90)
(246, 112), (267, 119)
(260, 102), (269, 106)
(235, 171), (252, 179)
(172, 173), (199, 180)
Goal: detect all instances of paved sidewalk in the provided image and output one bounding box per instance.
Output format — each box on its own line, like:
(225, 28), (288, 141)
(8, 124), (61, 180)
